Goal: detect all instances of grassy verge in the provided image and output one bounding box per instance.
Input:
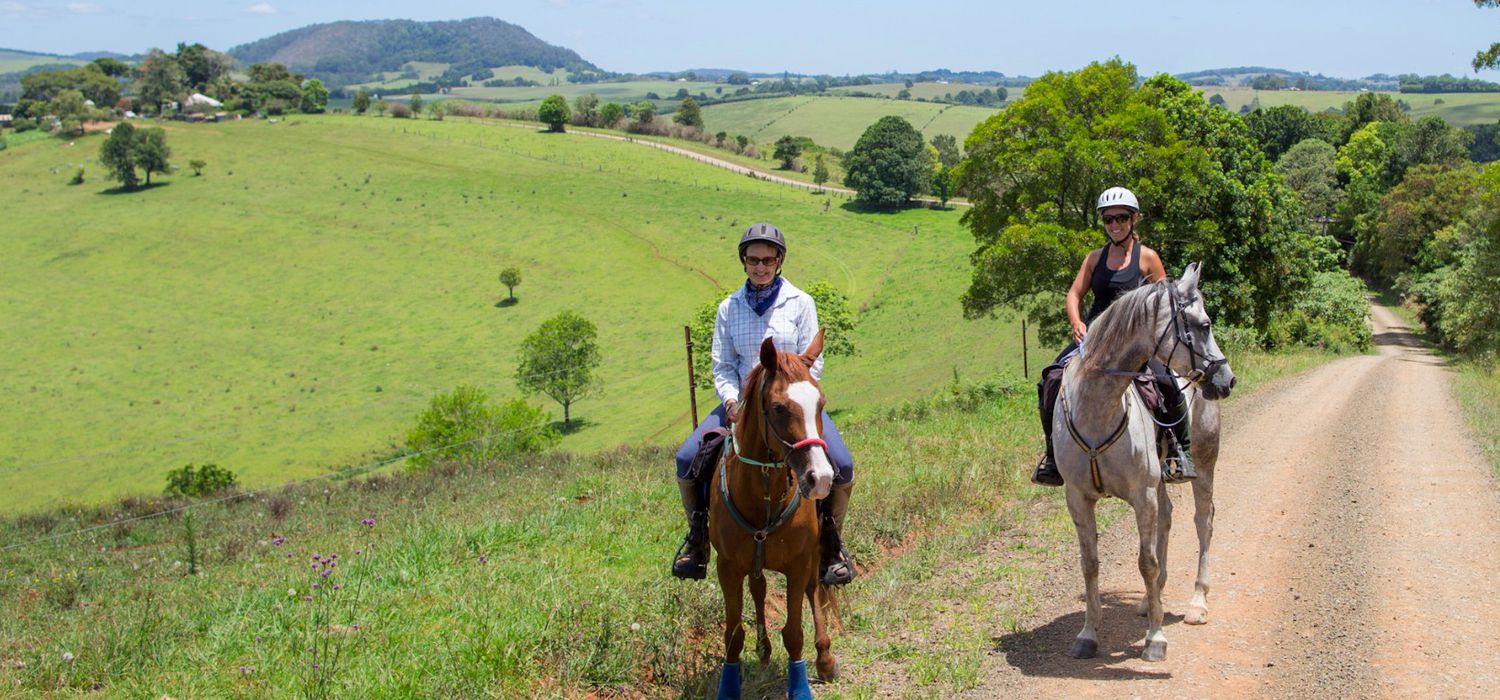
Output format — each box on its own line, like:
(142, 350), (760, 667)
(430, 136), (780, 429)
(0, 345), (1340, 697)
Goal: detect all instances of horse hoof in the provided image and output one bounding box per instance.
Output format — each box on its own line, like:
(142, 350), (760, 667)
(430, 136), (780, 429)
(1069, 638), (1097, 659)
(816, 657), (839, 683)
(717, 662), (742, 700)
(1184, 606), (1208, 625)
(787, 659), (814, 700)
(1142, 639), (1168, 662)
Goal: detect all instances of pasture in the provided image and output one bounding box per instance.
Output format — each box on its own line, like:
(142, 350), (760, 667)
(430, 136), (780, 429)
(1200, 87), (1500, 125)
(699, 95), (999, 151)
(347, 63), (579, 94)
(0, 49), (86, 74)
(827, 81), (1022, 102)
(0, 114), (1018, 513)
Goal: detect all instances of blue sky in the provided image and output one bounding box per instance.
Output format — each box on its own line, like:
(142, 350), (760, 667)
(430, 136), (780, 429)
(2, 0), (1497, 79)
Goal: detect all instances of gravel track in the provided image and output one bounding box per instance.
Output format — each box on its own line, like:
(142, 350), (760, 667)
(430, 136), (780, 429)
(944, 304), (1500, 698)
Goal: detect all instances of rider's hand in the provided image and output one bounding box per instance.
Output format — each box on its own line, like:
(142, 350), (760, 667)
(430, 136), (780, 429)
(1071, 319), (1088, 344)
(725, 399), (739, 423)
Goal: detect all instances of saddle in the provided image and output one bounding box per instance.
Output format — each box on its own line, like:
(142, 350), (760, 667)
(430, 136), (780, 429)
(1042, 361), (1177, 462)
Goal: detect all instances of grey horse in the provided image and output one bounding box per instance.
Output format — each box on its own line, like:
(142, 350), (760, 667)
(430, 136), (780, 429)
(1053, 263), (1236, 662)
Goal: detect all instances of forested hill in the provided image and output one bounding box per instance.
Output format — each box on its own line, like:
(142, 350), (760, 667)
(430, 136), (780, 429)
(227, 17), (602, 88)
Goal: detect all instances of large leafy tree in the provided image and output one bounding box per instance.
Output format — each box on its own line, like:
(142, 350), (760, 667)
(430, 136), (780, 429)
(1275, 138), (1342, 221)
(99, 122), (140, 190)
(537, 94), (570, 132)
(135, 49), (186, 114)
(842, 115), (930, 208)
(958, 60), (1335, 339)
(1245, 105), (1321, 162)
(299, 78), (330, 114)
(175, 42), (232, 91)
(135, 128), (172, 186)
(673, 96), (704, 128)
(516, 311), (601, 426)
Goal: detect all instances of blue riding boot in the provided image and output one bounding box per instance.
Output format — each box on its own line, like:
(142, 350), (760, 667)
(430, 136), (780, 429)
(715, 661), (741, 700)
(787, 659), (813, 700)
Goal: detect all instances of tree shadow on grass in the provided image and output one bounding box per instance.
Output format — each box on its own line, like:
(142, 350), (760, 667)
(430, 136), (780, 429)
(551, 417), (596, 436)
(494, 298), (518, 308)
(96, 181), (171, 195)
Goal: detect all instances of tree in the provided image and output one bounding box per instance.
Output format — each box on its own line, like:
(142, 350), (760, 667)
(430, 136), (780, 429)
(46, 89), (92, 137)
(930, 133), (962, 169)
(538, 94), (570, 132)
(842, 115), (931, 208)
(136, 128), (171, 186)
(299, 79), (329, 114)
(499, 266), (522, 301)
(135, 49), (186, 114)
(91, 57), (130, 78)
(931, 164), (954, 208)
(813, 154), (830, 191)
(410, 94), (423, 115)
(1209, 93), (1227, 108)
(1357, 164), (1480, 284)
(597, 102), (624, 128)
(99, 122), (140, 190)
(803, 281), (858, 357)
(189, 159), (207, 176)
(632, 100), (655, 125)
(674, 96), (703, 128)
(573, 93), (599, 126)
(175, 42), (231, 91)
(516, 311), (601, 426)
(1275, 138), (1342, 220)
(773, 134), (802, 169)
(353, 89), (372, 114)
(1246, 105), (1319, 162)
(897, 88), (911, 100)
(1474, 0), (1500, 71)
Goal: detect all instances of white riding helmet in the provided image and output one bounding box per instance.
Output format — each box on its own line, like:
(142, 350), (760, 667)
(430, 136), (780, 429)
(1096, 186), (1140, 212)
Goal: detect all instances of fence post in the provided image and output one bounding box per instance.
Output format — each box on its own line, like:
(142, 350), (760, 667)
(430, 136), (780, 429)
(684, 325), (699, 429)
(1022, 318), (1029, 379)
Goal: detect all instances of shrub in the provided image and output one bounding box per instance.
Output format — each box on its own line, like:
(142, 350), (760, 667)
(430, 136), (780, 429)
(388, 102), (411, 119)
(405, 386), (559, 470)
(68, 168), (84, 185)
(164, 463), (239, 498)
(1263, 270), (1372, 352)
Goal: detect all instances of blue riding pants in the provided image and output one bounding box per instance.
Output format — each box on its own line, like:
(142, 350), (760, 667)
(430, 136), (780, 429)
(675, 402), (854, 484)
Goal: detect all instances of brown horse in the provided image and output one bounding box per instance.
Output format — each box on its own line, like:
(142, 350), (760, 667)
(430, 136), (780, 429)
(708, 332), (840, 700)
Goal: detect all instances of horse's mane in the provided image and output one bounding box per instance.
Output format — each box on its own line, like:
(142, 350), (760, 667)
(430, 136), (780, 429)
(739, 346), (814, 406)
(1076, 281), (1167, 373)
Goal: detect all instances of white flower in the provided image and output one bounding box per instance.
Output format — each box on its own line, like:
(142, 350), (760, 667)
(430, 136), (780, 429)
(287, 588), (297, 597)
(630, 623), (641, 632)
(61, 651), (75, 663)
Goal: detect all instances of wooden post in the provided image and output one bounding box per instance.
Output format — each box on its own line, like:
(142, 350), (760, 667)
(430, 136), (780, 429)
(1022, 318), (1029, 379)
(684, 325), (699, 429)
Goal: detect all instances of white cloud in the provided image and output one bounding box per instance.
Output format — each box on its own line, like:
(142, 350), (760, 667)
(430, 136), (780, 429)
(246, 2), (275, 14)
(1, 1), (29, 15)
(66, 2), (103, 14)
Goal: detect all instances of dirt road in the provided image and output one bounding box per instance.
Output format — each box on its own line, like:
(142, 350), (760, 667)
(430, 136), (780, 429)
(960, 304), (1500, 698)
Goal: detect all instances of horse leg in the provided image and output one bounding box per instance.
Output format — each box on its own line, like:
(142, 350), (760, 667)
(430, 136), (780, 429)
(1185, 456), (1216, 625)
(1065, 486), (1102, 659)
(1139, 480), (1173, 617)
(750, 572), (771, 665)
(717, 562), (746, 700)
(1130, 487), (1167, 662)
(783, 565), (813, 700)
(808, 580), (838, 682)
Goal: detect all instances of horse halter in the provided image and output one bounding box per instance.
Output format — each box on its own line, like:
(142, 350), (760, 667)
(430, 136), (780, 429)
(757, 371), (829, 476)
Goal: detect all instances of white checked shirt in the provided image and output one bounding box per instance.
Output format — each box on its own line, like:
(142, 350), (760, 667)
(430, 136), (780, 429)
(712, 278), (824, 405)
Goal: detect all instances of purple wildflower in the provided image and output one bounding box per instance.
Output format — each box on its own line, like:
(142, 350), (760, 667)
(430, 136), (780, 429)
(303, 595), (313, 601)
(360, 517), (376, 528)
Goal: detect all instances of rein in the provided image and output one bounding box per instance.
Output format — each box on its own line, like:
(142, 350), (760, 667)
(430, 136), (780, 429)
(1059, 386), (1130, 493)
(716, 371), (827, 580)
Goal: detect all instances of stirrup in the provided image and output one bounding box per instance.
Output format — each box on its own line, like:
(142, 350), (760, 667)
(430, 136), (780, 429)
(1161, 450), (1198, 484)
(1032, 453), (1064, 486)
(820, 548), (856, 586)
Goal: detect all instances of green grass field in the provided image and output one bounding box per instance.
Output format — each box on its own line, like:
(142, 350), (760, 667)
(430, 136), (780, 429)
(446, 78), (724, 105)
(0, 114), (1020, 513)
(0, 342), (1339, 697)
(1200, 87), (1500, 126)
(827, 81), (1023, 103)
(700, 95), (999, 151)
(348, 63), (578, 93)
(0, 49), (86, 74)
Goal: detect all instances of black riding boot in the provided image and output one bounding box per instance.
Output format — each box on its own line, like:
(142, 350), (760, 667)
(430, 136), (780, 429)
(1161, 397), (1198, 483)
(1032, 369), (1064, 486)
(1032, 436), (1063, 486)
(819, 481), (856, 585)
(671, 478), (710, 580)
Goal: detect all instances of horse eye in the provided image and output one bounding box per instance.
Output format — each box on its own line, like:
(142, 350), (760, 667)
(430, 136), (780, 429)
(772, 403), (789, 415)
(1199, 320), (1211, 331)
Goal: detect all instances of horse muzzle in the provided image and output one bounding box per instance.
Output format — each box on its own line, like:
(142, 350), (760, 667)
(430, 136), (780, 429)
(1197, 360), (1236, 401)
(791, 437), (834, 500)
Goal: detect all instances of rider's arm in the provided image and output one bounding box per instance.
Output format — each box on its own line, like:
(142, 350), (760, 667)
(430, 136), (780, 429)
(711, 298), (742, 407)
(1066, 251), (1096, 342)
(1140, 247), (1167, 284)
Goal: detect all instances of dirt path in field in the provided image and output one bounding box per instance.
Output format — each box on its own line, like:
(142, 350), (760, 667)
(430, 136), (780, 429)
(913, 303), (1500, 698)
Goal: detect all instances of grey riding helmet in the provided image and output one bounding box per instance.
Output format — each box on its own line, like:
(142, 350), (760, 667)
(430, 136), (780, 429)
(738, 222), (787, 261)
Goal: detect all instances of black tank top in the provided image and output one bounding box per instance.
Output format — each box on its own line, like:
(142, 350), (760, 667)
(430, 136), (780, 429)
(1085, 241), (1143, 322)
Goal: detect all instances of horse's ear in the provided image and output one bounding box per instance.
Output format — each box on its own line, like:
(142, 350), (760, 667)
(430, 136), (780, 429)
(759, 336), (778, 375)
(801, 329), (825, 367)
(1179, 262), (1201, 291)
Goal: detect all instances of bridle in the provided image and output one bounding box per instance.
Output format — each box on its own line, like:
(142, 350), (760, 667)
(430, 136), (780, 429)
(716, 368), (827, 579)
(1097, 279), (1228, 385)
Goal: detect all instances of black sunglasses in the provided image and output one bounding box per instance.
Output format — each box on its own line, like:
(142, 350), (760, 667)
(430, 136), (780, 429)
(1101, 213), (1134, 225)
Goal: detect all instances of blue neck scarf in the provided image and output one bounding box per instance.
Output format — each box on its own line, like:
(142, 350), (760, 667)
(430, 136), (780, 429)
(745, 275), (784, 316)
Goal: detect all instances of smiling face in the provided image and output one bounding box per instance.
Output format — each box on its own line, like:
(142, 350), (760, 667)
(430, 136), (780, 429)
(1100, 206), (1138, 245)
(741, 241), (782, 287)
